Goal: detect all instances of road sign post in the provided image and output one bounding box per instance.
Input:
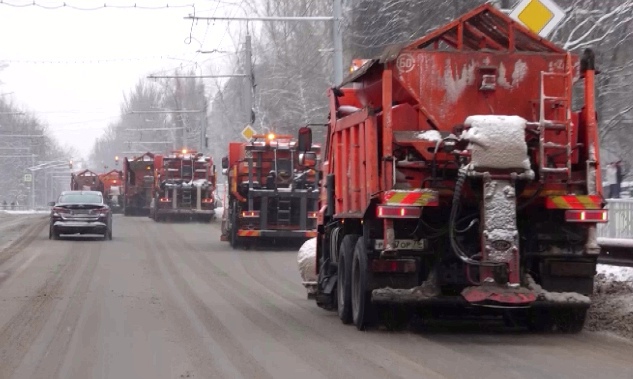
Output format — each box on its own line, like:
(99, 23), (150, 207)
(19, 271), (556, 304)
(509, 0), (566, 38)
(241, 124), (256, 141)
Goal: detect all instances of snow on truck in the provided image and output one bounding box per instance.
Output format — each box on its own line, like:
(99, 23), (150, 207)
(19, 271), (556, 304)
(149, 149), (217, 222)
(296, 4), (606, 332)
(220, 133), (321, 248)
(123, 152), (155, 216)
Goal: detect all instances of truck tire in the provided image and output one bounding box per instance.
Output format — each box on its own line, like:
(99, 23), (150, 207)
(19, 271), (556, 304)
(49, 226), (60, 240)
(352, 238), (373, 330)
(527, 308), (587, 333)
(229, 201), (240, 249)
(337, 234), (359, 324)
(558, 308), (587, 334)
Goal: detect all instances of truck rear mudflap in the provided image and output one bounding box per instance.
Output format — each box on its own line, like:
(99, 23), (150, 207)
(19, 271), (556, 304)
(371, 274), (590, 309)
(237, 229), (317, 238)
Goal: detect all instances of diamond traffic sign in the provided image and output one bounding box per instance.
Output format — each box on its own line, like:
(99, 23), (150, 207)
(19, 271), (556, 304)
(509, 0), (566, 38)
(241, 124), (256, 141)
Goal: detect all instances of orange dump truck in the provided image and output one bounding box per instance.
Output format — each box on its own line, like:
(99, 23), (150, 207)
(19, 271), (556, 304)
(71, 169), (102, 192)
(220, 134), (321, 248)
(99, 169), (124, 213)
(296, 4), (606, 332)
(123, 153), (155, 216)
(149, 149), (217, 222)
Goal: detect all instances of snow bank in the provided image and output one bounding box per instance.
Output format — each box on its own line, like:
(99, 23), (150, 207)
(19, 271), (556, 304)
(297, 238), (317, 295)
(587, 266), (633, 340)
(416, 130), (442, 142)
(596, 264), (633, 283)
(462, 115), (531, 170)
(0, 210), (50, 215)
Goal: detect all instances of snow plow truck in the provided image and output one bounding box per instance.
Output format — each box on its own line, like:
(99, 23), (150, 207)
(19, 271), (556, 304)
(149, 149), (217, 222)
(296, 4), (606, 333)
(99, 169), (124, 213)
(123, 153), (155, 216)
(71, 169), (102, 191)
(220, 133), (321, 248)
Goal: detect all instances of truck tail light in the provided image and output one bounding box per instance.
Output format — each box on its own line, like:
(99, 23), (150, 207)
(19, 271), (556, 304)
(565, 210), (608, 223)
(376, 206), (421, 219)
(371, 259), (417, 273)
(159, 197), (171, 203)
(202, 198), (214, 203)
(308, 211), (318, 219)
(242, 211), (260, 218)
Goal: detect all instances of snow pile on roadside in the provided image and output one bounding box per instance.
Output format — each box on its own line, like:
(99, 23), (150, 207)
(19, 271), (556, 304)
(0, 210), (50, 215)
(297, 238), (317, 295)
(587, 265), (633, 339)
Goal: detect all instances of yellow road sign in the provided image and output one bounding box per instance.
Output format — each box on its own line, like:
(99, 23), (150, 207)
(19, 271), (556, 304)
(509, 0), (566, 38)
(241, 124), (256, 141)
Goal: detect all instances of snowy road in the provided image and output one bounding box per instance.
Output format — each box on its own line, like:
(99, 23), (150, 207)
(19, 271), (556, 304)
(0, 215), (633, 379)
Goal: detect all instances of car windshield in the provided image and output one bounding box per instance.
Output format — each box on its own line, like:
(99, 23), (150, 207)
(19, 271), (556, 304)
(58, 193), (103, 204)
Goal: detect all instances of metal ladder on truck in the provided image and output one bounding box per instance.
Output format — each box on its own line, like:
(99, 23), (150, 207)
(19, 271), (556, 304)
(538, 53), (573, 184)
(181, 157), (194, 207)
(277, 199), (292, 226)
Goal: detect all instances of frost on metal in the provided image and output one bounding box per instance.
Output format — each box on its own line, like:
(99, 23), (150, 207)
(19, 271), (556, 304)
(297, 237), (317, 295)
(497, 60), (529, 90)
(443, 60), (476, 104)
(416, 130), (442, 142)
(527, 275), (591, 304)
(462, 115), (531, 170)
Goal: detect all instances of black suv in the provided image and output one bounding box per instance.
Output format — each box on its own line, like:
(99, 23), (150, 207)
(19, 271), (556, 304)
(49, 191), (113, 240)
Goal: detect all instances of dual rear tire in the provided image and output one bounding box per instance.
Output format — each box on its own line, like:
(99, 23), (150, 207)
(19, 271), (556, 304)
(337, 234), (373, 330)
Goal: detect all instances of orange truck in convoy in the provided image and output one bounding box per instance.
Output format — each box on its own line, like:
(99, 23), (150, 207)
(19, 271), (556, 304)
(296, 4), (606, 332)
(99, 169), (124, 213)
(71, 169), (102, 192)
(123, 153), (155, 216)
(149, 149), (217, 222)
(220, 134), (321, 248)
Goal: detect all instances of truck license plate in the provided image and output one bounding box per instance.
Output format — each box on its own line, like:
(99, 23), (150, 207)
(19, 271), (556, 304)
(374, 239), (426, 250)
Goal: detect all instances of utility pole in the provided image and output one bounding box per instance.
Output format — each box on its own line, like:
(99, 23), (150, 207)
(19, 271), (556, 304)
(200, 96), (208, 152)
(332, 0), (343, 85)
(184, 0), (344, 85)
(244, 32), (254, 128)
(174, 77), (185, 150)
(31, 154), (35, 210)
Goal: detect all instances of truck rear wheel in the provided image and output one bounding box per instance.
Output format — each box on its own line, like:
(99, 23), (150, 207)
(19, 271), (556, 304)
(337, 234), (359, 324)
(527, 307), (587, 334)
(229, 200), (241, 249)
(352, 238), (373, 331)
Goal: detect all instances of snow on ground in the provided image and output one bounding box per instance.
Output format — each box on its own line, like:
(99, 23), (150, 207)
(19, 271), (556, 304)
(596, 264), (633, 282)
(587, 264), (633, 339)
(0, 210), (50, 215)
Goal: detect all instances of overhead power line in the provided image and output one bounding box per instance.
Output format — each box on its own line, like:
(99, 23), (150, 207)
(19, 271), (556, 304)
(0, 1), (195, 11)
(0, 53), (191, 65)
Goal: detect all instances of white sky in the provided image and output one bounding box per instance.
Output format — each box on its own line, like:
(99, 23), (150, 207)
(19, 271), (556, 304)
(0, 0), (245, 160)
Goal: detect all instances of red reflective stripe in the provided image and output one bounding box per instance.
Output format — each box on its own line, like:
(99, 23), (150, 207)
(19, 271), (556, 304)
(400, 192), (421, 205)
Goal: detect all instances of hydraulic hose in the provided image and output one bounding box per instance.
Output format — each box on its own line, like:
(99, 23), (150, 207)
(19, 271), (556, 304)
(449, 168), (504, 268)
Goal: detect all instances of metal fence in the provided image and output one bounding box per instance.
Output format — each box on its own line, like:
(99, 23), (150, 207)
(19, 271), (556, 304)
(597, 199), (633, 239)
